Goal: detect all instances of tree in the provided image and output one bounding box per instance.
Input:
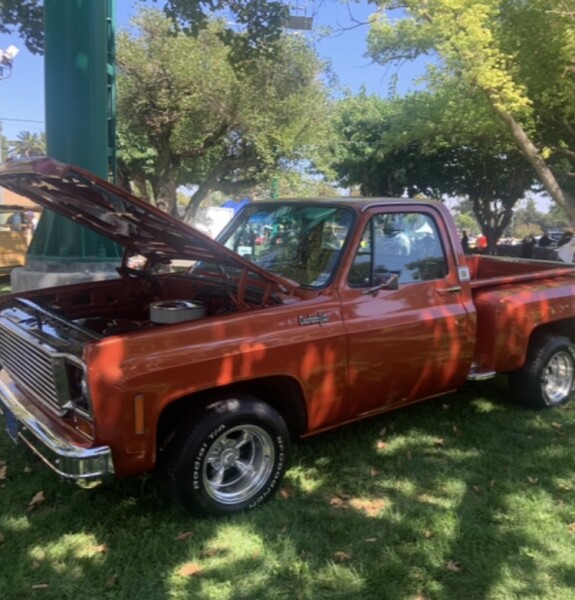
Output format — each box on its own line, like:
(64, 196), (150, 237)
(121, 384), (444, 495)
(8, 130), (45, 157)
(155, 0), (288, 63)
(117, 9), (332, 217)
(511, 197), (547, 236)
(3, 0), (287, 58)
(330, 89), (537, 249)
(367, 0), (575, 219)
(0, 0), (43, 54)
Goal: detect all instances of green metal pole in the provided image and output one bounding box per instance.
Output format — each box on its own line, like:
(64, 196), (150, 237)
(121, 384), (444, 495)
(28, 0), (120, 264)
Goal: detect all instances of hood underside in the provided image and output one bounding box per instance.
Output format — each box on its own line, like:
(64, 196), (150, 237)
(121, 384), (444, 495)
(0, 157), (297, 292)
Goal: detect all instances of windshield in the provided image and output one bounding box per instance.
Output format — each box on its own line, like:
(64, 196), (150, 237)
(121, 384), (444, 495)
(218, 203), (354, 287)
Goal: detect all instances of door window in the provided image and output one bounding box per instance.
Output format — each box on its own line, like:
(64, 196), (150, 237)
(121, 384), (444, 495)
(349, 212), (447, 287)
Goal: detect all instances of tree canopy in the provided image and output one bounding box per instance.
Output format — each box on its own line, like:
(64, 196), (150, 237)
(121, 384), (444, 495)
(117, 9), (332, 218)
(8, 130), (45, 157)
(0, 0), (42, 54)
(330, 87), (538, 248)
(367, 0), (575, 219)
(1, 0), (288, 59)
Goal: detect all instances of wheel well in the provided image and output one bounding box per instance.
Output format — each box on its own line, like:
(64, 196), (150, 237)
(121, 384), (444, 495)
(156, 376), (308, 450)
(530, 319), (575, 345)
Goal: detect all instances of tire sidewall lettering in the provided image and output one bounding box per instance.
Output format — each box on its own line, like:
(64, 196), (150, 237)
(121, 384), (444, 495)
(248, 434), (285, 509)
(192, 442), (208, 491)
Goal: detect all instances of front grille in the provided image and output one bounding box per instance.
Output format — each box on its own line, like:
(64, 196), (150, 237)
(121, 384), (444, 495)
(0, 319), (74, 414)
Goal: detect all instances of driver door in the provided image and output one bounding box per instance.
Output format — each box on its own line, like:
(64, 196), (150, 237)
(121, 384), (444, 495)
(339, 206), (475, 417)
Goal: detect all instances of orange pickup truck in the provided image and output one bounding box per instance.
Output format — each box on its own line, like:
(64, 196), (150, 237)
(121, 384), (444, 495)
(0, 157), (574, 517)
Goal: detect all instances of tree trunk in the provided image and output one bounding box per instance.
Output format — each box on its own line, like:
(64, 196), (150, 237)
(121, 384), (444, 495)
(489, 99), (575, 220)
(183, 183), (213, 224)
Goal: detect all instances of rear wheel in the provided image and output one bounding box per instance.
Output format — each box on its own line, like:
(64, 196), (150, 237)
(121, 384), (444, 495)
(509, 335), (575, 408)
(165, 395), (290, 516)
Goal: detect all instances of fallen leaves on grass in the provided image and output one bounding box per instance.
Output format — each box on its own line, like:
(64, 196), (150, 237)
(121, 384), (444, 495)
(567, 522), (575, 533)
(377, 440), (388, 450)
(445, 560), (462, 573)
(31, 584), (49, 590)
(279, 486), (294, 499)
(329, 495), (387, 516)
(178, 563), (202, 577)
(434, 438), (445, 447)
(350, 498), (387, 516)
(0, 465), (6, 480)
(334, 551), (352, 562)
(27, 491), (45, 511)
(175, 531), (193, 541)
(106, 574), (119, 588)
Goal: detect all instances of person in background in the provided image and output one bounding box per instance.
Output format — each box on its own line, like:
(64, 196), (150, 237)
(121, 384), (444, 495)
(476, 233), (487, 253)
(557, 231), (575, 263)
(538, 230), (552, 247)
(6, 211), (23, 231)
(521, 234), (536, 258)
(557, 230), (573, 248)
(461, 230), (470, 254)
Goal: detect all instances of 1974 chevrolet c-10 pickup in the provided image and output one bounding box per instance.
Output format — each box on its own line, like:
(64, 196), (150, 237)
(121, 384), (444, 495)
(0, 157), (574, 516)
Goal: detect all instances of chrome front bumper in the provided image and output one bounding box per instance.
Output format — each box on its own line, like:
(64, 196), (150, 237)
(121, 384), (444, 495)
(0, 371), (114, 480)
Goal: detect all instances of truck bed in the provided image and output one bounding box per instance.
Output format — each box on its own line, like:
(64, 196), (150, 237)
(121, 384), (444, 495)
(466, 254), (575, 289)
(466, 254), (575, 375)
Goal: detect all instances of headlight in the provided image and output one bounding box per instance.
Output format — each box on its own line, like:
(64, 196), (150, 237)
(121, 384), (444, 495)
(66, 363), (91, 414)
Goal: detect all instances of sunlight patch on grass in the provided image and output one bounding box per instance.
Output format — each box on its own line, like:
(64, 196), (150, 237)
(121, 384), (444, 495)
(1, 516), (31, 532)
(470, 398), (500, 413)
(29, 533), (108, 562)
(285, 464), (325, 494)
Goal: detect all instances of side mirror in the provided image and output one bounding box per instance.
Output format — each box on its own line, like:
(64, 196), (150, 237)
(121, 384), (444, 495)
(362, 272), (399, 295)
(378, 272), (399, 290)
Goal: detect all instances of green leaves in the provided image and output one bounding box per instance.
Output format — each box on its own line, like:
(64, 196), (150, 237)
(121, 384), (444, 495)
(366, 0), (575, 218)
(117, 9), (332, 215)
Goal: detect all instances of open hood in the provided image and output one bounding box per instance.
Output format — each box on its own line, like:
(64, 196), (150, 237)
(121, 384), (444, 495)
(0, 157), (298, 292)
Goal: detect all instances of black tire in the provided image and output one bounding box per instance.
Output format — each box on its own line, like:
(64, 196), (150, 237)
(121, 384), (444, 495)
(509, 335), (575, 409)
(165, 395), (290, 516)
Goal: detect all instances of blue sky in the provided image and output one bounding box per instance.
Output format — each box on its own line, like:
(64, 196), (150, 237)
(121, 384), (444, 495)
(0, 0), (423, 143)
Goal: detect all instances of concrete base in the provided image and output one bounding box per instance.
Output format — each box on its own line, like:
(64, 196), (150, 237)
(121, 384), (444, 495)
(11, 260), (121, 293)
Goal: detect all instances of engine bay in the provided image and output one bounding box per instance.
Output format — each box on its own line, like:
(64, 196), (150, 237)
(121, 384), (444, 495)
(2, 267), (288, 341)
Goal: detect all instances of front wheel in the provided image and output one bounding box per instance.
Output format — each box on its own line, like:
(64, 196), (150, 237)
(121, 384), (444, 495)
(509, 335), (575, 409)
(165, 395), (290, 516)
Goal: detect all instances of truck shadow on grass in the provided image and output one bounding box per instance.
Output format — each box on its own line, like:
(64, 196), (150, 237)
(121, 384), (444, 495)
(1, 376), (575, 599)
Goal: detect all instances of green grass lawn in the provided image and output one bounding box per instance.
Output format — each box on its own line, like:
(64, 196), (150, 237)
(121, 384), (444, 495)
(1, 377), (575, 600)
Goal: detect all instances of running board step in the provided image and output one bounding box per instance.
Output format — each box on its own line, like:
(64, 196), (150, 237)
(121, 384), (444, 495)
(467, 370), (496, 381)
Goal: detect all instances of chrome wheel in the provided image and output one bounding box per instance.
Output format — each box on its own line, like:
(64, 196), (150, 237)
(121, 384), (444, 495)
(509, 335), (575, 409)
(542, 350), (575, 404)
(203, 424), (275, 505)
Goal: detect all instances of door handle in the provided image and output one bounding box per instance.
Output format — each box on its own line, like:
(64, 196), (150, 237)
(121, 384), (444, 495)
(436, 286), (462, 295)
